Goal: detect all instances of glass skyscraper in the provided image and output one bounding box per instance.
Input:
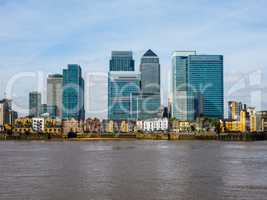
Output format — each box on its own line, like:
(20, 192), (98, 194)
(172, 51), (224, 120)
(108, 72), (140, 120)
(62, 64), (85, 121)
(29, 91), (41, 117)
(139, 49), (161, 119)
(47, 74), (63, 119)
(172, 51), (196, 121)
(109, 51), (135, 71)
(188, 55), (224, 119)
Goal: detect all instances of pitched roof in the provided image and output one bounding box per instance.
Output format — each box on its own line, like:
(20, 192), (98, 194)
(143, 49), (157, 57)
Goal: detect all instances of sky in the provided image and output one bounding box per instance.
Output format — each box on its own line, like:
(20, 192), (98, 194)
(0, 0), (267, 119)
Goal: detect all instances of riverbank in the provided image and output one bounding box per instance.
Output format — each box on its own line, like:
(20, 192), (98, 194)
(1, 132), (267, 141)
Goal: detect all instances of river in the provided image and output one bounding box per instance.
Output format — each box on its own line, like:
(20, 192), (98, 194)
(0, 140), (267, 200)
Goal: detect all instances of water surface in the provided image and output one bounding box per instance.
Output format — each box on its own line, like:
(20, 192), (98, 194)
(0, 140), (267, 200)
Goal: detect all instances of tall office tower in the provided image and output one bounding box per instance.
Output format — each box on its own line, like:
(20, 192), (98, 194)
(47, 74), (63, 118)
(62, 64), (85, 121)
(140, 49), (160, 93)
(108, 51), (137, 120)
(172, 51), (224, 120)
(188, 55), (224, 119)
(109, 51), (135, 71)
(172, 51), (197, 121)
(138, 49), (161, 119)
(0, 99), (12, 127)
(29, 91), (41, 117)
(108, 72), (140, 120)
(228, 101), (243, 120)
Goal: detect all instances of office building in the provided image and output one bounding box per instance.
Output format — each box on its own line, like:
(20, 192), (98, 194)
(172, 51), (224, 120)
(188, 55), (224, 119)
(109, 51), (135, 71)
(62, 64), (85, 121)
(139, 49), (161, 119)
(172, 51), (196, 121)
(47, 74), (63, 118)
(108, 72), (140, 120)
(0, 99), (12, 127)
(29, 92), (41, 117)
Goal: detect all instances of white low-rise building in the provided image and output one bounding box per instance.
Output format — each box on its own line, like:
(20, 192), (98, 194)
(142, 118), (168, 132)
(32, 118), (45, 132)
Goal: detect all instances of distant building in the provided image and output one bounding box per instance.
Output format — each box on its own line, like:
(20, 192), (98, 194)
(228, 101), (243, 120)
(138, 49), (161, 119)
(139, 118), (168, 132)
(29, 92), (41, 117)
(172, 51), (224, 120)
(32, 118), (45, 133)
(47, 74), (63, 118)
(256, 111), (267, 132)
(0, 99), (12, 128)
(109, 51), (135, 71)
(40, 104), (47, 115)
(62, 118), (83, 135)
(62, 64), (85, 121)
(108, 72), (140, 120)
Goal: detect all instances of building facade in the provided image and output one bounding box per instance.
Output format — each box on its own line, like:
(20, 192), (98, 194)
(139, 49), (161, 119)
(256, 111), (267, 132)
(172, 51), (196, 121)
(108, 72), (140, 120)
(0, 99), (12, 128)
(109, 51), (135, 71)
(62, 64), (85, 121)
(172, 51), (224, 120)
(228, 101), (243, 120)
(29, 92), (41, 117)
(47, 74), (63, 118)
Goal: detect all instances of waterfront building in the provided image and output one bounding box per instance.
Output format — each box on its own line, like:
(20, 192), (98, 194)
(256, 111), (267, 132)
(101, 120), (114, 133)
(62, 64), (85, 121)
(29, 92), (41, 117)
(0, 99), (12, 128)
(109, 51), (135, 71)
(142, 118), (168, 132)
(47, 74), (63, 118)
(172, 51), (224, 120)
(62, 118), (83, 135)
(228, 101), (243, 120)
(85, 118), (101, 133)
(108, 72), (140, 120)
(32, 118), (45, 133)
(170, 120), (191, 133)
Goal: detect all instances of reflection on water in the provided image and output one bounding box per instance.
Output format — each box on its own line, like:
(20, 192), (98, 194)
(0, 141), (267, 200)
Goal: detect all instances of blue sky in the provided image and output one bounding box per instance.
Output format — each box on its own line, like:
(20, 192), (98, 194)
(0, 0), (267, 118)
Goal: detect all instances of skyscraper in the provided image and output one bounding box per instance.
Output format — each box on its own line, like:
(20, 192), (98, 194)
(108, 51), (140, 120)
(188, 55), (224, 119)
(47, 74), (63, 118)
(0, 99), (12, 127)
(108, 72), (140, 120)
(29, 91), (41, 117)
(109, 51), (135, 71)
(140, 49), (160, 93)
(138, 49), (161, 119)
(62, 64), (85, 121)
(172, 51), (224, 120)
(172, 51), (196, 121)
